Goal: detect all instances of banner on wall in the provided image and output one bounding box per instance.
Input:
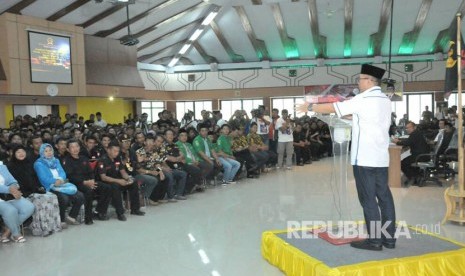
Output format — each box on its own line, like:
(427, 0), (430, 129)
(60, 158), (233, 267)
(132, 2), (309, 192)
(304, 83), (404, 103)
(435, 90), (445, 102)
(303, 84), (358, 104)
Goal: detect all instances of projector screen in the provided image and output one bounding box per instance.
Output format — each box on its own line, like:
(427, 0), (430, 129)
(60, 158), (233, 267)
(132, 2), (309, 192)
(28, 31), (72, 84)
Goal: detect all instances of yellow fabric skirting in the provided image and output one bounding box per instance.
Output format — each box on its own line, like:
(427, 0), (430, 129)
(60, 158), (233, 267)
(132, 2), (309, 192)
(261, 226), (465, 276)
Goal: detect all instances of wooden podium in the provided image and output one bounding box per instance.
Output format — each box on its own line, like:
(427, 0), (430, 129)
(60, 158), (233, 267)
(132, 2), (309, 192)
(388, 145), (402, 188)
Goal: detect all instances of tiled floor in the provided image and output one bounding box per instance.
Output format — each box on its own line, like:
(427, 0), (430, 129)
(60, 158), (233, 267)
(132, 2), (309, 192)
(1, 158), (464, 276)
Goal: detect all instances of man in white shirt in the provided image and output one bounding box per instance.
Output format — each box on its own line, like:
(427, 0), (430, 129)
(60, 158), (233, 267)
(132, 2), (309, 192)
(433, 119), (446, 144)
(297, 64), (396, 251)
(93, 112), (107, 128)
(275, 109), (294, 170)
(214, 111), (227, 128)
(251, 105), (271, 146)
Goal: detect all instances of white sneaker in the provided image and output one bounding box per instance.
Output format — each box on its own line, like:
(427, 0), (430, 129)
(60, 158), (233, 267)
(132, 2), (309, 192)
(221, 180), (229, 186)
(65, 216), (79, 225)
(60, 222), (68, 229)
(276, 166), (281, 170)
(286, 166), (292, 170)
(227, 180), (237, 184)
(148, 199), (159, 206)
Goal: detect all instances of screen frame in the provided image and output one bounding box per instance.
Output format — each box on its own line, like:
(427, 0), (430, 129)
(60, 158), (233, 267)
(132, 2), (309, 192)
(28, 30), (73, 84)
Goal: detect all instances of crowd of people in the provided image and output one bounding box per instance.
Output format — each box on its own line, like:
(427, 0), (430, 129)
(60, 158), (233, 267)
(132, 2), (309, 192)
(391, 105), (462, 186)
(0, 106), (333, 243)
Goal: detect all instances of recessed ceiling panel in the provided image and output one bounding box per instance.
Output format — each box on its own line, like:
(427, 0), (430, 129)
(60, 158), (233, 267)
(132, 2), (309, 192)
(379, 0), (420, 56)
(137, 26), (194, 56)
(83, 0), (167, 35)
(351, 0), (382, 57)
(59, 2), (125, 26)
(1, 0), (464, 69)
(318, 0), (345, 58)
(415, 0), (463, 54)
(280, 2), (314, 59)
(107, 0), (203, 39)
(0, 0), (26, 13)
(245, 5), (286, 61)
(195, 28), (231, 63)
(216, 7), (259, 62)
(21, 0), (75, 19)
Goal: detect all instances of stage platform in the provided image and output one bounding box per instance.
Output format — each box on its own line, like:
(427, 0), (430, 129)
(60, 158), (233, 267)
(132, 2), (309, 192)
(261, 225), (465, 275)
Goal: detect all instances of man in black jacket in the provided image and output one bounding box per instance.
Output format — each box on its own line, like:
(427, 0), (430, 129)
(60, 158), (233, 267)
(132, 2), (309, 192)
(393, 122), (430, 185)
(62, 139), (113, 225)
(97, 142), (145, 221)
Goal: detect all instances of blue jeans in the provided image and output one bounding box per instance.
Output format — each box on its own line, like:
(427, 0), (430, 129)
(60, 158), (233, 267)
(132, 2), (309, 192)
(260, 134), (270, 147)
(164, 169), (187, 198)
(135, 174), (159, 198)
(218, 157), (241, 181)
(353, 165), (396, 245)
(0, 198), (35, 236)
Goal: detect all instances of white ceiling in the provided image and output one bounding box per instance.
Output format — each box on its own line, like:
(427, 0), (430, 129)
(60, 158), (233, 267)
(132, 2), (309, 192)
(1, 0), (464, 72)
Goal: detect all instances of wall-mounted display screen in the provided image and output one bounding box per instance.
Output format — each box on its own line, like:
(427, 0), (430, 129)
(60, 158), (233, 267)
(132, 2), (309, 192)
(28, 31), (72, 84)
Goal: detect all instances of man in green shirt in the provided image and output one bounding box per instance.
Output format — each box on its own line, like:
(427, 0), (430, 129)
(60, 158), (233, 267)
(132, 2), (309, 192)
(193, 123), (222, 183)
(176, 129), (212, 191)
(216, 124), (241, 184)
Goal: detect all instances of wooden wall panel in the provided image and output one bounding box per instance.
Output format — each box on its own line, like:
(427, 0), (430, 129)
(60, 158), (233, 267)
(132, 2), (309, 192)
(1, 13), (86, 96)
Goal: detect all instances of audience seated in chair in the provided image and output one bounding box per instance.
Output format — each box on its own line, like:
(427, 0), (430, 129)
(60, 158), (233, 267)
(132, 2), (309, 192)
(216, 124), (242, 183)
(153, 134), (187, 200)
(96, 141), (144, 221)
(62, 139), (113, 225)
(34, 144), (84, 227)
(134, 134), (168, 205)
(247, 122), (277, 169)
(231, 126), (261, 178)
(192, 123), (223, 184)
(0, 159), (35, 243)
(177, 129), (212, 191)
(7, 145), (61, 236)
(392, 121), (430, 186)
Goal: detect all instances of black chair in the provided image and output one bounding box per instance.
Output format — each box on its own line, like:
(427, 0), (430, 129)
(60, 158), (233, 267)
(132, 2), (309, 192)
(411, 134), (447, 187)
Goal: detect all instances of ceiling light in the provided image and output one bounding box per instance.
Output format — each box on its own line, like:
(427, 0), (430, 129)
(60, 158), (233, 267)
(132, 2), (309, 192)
(179, 44), (191, 55)
(202, 12), (218, 25)
(168, 57), (180, 67)
(189, 29), (203, 41)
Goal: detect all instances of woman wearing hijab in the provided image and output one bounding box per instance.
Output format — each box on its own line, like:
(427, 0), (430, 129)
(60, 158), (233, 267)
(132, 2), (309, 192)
(34, 143), (84, 226)
(0, 159), (35, 243)
(7, 145), (61, 235)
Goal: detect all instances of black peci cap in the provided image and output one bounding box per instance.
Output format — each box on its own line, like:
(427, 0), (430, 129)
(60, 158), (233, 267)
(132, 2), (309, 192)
(360, 64), (385, 79)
